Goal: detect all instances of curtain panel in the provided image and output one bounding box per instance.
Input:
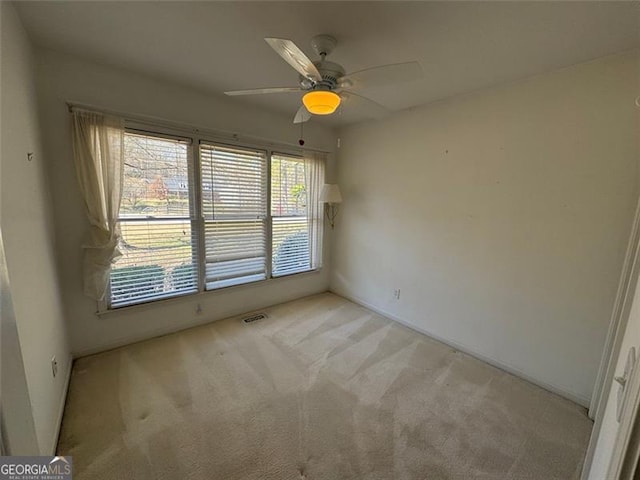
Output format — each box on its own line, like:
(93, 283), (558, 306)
(303, 151), (326, 270)
(71, 110), (125, 301)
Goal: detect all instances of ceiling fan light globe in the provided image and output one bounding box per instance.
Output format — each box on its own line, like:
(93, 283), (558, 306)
(302, 90), (341, 115)
(307, 105), (333, 115)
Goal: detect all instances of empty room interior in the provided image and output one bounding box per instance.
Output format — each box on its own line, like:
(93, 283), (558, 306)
(2, 1), (640, 479)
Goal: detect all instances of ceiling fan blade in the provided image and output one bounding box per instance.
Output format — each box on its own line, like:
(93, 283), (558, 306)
(339, 91), (389, 120)
(224, 87), (301, 96)
(293, 105), (311, 124)
(338, 61), (423, 90)
(265, 38), (322, 82)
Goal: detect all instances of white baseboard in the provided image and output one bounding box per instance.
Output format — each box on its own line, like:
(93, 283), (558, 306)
(50, 355), (72, 455)
(331, 287), (591, 408)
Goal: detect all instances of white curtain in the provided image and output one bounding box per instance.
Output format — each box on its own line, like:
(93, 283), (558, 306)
(303, 150), (326, 270)
(71, 110), (125, 301)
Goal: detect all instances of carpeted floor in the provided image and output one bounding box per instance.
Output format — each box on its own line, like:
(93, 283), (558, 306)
(58, 293), (592, 480)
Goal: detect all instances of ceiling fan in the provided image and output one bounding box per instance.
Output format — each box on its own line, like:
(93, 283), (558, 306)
(224, 34), (423, 124)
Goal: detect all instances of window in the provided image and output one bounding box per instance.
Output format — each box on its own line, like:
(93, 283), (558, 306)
(110, 132), (198, 307)
(107, 127), (324, 309)
(200, 143), (267, 289)
(271, 154), (311, 277)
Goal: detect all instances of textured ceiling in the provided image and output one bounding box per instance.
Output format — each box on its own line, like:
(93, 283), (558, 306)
(15, 1), (640, 126)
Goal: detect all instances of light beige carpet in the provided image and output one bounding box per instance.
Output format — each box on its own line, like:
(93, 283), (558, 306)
(58, 293), (592, 480)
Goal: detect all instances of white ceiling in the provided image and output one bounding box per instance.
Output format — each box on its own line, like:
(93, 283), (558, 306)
(15, 1), (640, 127)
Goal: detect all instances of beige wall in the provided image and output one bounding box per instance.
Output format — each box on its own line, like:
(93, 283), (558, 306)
(36, 49), (338, 357)
(331, 50), (640, 406)
(1, 3), (71, 454)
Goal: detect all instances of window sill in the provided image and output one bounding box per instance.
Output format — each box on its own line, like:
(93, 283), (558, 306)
(95, 267), (323, 317)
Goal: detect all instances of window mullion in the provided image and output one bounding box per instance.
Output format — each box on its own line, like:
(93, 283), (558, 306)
(193, 138), (206, 293)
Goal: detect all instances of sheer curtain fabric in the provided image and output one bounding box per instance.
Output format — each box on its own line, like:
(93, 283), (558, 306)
(303, 151), (326, 270)
(71, 110), (125, 301)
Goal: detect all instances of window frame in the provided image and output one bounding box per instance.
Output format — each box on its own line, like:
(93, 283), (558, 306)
(199, 140), (269, 290)
(106, 127), (200, 310)
(99, 121), (324, 312)
(270, 152), (311, 278)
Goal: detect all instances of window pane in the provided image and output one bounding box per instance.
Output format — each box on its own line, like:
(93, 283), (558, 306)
(200, 143), (267, 289)
(201, 144), (267, 219)
(271, 154), (311, 277)
(271, 155), (306, 216)
(121, 133), (191, 218)
(111, 219), (198, 307)
(272, 217), (310, 276)
(110, 132), (197, 308)
(204, 219), (266, 289)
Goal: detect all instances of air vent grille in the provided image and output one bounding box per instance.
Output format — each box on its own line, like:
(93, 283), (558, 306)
(242, 312), (268, 324)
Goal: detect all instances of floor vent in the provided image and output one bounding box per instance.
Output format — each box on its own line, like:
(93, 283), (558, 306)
(242, 313), (268, 324)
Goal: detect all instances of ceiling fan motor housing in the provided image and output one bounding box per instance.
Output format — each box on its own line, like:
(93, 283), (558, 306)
(300, 60), (345, 91)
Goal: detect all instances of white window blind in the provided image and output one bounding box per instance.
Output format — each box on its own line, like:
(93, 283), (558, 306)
(200, 142), (268, 289)
(110, 132), (198, 307)
(271, 154), (311, 277)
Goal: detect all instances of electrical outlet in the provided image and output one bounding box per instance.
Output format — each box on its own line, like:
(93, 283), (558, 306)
(51, 356), (58, 378)
(195, 303), (202, 315)
(393, 289), (401, 300)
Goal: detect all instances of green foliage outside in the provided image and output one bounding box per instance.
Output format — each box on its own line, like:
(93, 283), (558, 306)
(291, 184), (306, 207)
(171, 263), (197, 286)
(111, 265), (165, 301)
(273, 231), (309, 276)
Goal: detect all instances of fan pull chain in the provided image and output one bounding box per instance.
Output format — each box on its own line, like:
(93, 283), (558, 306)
(299, 121), (305, 146)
